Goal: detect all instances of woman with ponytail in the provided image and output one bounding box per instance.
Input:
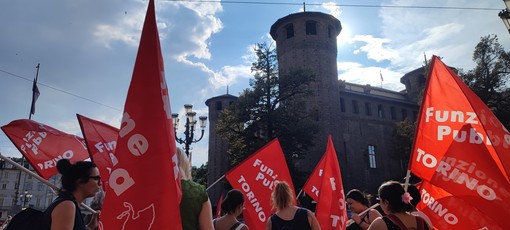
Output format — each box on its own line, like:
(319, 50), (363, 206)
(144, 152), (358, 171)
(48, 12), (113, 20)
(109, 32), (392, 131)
(42, 159), (101, 230)
(367, 181), (429, 230)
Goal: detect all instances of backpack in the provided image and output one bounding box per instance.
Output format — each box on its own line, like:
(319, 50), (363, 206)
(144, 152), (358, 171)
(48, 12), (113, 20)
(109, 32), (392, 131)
(6, 207), (44, 230)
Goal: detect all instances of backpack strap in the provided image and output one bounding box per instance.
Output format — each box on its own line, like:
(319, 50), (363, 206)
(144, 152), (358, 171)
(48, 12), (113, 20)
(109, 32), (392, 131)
(385, 214), (408, 230)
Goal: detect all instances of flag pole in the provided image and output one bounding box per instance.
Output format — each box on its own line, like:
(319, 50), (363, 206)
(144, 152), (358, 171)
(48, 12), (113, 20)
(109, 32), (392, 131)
(0, 152), (96, 213)
(206, 174), (225, 191)
(346, 203), (380, 227)
(12, 64), (41, 211)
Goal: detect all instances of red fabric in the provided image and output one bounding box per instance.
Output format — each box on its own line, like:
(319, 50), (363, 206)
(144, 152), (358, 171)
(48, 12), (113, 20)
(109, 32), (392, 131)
(1, 119), (89, 179)
(302, 148), (327, 202)
(409, 56), (510, 227)
(417, 181), (505, 230)
(100, 0), (182, 229)
(315, 136), (348, 230)
(77, 114), (118, 190)
(410, 56), (510, 180)
(225, 138), (295, 230)
(216, 193), (223, 218)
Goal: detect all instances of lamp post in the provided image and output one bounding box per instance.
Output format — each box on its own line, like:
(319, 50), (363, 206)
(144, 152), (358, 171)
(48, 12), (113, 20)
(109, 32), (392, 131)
(172, 104), (207, 161)
(19, 191), (32, 209)
(499, 0), (510, 33)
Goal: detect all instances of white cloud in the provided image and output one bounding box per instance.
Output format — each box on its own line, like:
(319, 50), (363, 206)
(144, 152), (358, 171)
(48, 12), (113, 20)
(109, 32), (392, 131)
(351, 35), (399, 62)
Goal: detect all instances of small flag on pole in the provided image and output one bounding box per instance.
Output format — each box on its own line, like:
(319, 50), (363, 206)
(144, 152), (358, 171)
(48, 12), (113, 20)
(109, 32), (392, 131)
(30, 64), (41, 115)
(380, 70), (384, 81)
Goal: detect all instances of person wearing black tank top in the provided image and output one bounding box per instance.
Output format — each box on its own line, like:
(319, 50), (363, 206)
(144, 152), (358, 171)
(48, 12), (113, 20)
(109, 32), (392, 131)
(266, 181), (320, 230)
(42, 159), (101, 230)
(367, 181), (429, 230)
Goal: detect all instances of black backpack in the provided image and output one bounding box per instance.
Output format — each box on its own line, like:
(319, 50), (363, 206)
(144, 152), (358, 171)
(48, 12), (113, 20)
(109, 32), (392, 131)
(6, 207), (44, 230)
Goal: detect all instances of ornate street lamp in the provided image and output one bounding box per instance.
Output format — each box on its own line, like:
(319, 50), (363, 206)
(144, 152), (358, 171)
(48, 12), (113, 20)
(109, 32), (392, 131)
(172, 104), (207, 160)
(19, 190), (32, 208)
(499, 0), (510, 34)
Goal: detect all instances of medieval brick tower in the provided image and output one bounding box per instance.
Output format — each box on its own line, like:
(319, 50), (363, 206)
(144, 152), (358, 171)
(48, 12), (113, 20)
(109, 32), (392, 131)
(205, 94), (238, 207)
(270, 12), (343, 171)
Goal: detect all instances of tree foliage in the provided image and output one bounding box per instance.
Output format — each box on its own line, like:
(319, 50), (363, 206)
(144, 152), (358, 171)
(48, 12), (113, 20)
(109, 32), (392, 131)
(460, 34), (510, 128)
(216, 42), (318, 185)
(192, 163), (208, 186)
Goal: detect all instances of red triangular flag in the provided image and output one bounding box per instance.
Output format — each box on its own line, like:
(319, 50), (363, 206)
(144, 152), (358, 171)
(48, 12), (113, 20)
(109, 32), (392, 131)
(225, 138), (295, 230)
(410, 55), (510, 181)
(302, 149), (327, 202)
(77, 114), (118, 190)
(1, 119), (89, 179)
(315, 135), (348, 230)
(100, 0), (182, 229)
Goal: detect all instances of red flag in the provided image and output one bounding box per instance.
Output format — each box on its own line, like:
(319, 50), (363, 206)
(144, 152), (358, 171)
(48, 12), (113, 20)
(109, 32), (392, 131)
(100, 0), (182, 229)
(410, 55), (510, 181)
(225, 139), (295, 230)
(315, 135), (348, 230)
(417, 181), (505, 230)
(423, 124), (510, 225)
(76, 114), (118, 190)
(302, 148), (327, 202)
(1, 119), (89, 179)
(216, 193), (224, 218)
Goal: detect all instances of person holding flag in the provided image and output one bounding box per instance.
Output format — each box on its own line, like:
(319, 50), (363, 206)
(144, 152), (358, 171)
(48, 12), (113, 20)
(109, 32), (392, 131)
(42, 159), (101, 230)
(345, 189), (381, 230)
(266, 181), (320, 230)
(367, 181), (429, 230)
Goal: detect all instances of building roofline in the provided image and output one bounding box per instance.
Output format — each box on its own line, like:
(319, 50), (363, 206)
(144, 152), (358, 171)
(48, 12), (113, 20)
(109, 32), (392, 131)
(205, 94), (238, 106)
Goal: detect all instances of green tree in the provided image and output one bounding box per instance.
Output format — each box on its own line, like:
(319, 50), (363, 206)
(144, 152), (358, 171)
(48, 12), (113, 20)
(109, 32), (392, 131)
(460, 34), (510, 128)
(390, 119), (415, 172)
(192, 163), (208, 186)
(216, 42), (318, 186)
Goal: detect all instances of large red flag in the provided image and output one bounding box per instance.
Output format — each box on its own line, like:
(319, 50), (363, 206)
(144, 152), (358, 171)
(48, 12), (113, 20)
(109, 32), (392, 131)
(100, 0), (182, 229)
(76, 114), (118, 190)
(424, 124), (510, 225)
(417, 181), (504, 230)
(410, 56), (510, 181)
(1, 119), (89, 179)
(302, 149), (327, 202)
(225, 139), (295, 230)
(315, 135), (348, 230)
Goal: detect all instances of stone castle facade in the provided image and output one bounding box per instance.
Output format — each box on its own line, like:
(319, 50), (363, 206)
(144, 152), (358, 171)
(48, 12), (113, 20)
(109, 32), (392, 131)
(206, 11), (425, 207)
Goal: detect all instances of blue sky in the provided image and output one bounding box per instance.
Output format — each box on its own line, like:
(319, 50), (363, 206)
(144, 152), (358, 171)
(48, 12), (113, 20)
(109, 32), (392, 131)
(0, 0), (508, 167)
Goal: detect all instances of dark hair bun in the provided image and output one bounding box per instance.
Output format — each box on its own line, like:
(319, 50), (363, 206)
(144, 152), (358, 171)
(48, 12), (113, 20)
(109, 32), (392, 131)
(56, 159), (72, 174)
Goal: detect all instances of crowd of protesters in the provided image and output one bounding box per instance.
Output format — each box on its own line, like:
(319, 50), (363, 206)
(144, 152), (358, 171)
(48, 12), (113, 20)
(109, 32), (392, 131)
(4, 149), (432, 230)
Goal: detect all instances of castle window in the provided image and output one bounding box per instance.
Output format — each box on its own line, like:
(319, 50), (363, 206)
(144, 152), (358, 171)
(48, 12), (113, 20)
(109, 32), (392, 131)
(340, 98), (345, 112)
(390, 107), (396, 120)
(215, 101), (222, 110)
(378, 104), (384, 118)
(402, 109), (408, 121)
(368, 145), (377, 168)
(365, 102), (372, 116)
(285, 23), (294, 38)
(306, 20), (317, 35)
(352, 100), (359, 114)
